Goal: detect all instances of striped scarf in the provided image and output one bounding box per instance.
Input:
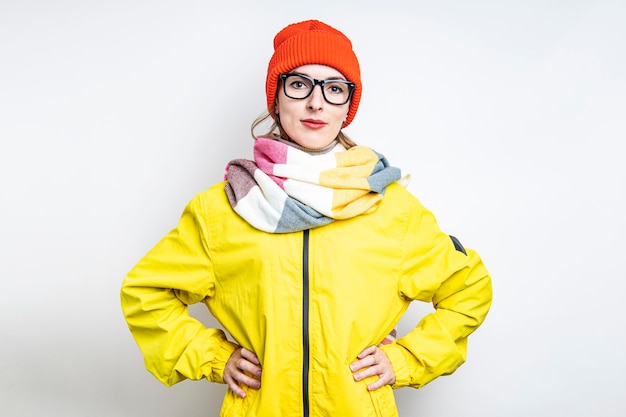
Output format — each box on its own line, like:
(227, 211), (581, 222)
(224, 137), (404, 233)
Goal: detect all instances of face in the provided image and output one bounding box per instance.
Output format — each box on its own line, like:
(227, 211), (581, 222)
(275, 64), (351, 150)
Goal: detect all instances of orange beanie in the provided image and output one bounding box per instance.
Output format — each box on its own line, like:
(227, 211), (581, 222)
(266, 20), (362, 127)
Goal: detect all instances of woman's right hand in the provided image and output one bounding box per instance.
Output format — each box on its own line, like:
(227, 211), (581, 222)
(224, 347), (262, 398)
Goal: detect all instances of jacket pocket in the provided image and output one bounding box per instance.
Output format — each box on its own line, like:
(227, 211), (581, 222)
(366, 383), (398, 417)
(219, 386), (254, 417)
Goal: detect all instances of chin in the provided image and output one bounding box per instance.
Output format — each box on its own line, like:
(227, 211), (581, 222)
(301, 139), (334, 150)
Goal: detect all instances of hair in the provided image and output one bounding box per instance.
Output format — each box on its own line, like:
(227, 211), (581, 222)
(250, 110), (357, 149)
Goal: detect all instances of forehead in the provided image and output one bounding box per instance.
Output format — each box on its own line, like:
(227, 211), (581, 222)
(288, 64), (346, 80)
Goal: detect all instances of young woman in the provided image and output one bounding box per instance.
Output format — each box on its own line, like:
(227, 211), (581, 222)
(121, 19), (492, 417)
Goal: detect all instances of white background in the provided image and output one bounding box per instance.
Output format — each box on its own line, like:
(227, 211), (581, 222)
(1, 1), (625, 416)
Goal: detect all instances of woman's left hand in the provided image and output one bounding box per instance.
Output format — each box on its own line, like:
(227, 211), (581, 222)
(350, 345), (396, 391)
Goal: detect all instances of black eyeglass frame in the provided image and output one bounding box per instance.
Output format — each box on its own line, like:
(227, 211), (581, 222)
(279, 73), (356, 105)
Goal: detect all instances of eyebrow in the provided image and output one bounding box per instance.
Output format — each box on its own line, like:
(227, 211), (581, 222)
(287, 72), (348, 81)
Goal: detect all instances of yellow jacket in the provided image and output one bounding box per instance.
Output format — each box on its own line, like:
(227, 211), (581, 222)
(120, 181), (492, 417)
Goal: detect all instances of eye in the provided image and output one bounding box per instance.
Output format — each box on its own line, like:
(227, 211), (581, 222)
(325, 82), (347, 95)
(286, 75), (312, 90)
(290, 80), (307, 89)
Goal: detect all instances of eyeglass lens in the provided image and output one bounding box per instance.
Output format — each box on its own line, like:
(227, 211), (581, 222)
(282, 74), (352, 105)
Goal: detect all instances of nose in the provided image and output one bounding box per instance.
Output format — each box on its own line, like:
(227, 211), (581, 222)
(307, 84), (324, 110)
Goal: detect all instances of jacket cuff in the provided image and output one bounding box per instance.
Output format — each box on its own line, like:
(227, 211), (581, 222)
(207, 339), (240, 384)
(381, 343), (413, 389)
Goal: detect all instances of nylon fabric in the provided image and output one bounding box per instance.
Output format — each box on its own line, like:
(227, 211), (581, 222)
(120, 182), (492, 417)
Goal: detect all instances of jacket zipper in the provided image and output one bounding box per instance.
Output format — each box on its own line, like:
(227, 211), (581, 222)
(302, 229), (310, 417)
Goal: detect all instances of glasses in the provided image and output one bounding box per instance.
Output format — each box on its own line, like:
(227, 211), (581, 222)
(279, 73), (355, 105)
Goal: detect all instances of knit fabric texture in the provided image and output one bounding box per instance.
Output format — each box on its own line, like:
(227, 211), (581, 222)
(266, 20), (362, 127)
(224, 137), (402, 233)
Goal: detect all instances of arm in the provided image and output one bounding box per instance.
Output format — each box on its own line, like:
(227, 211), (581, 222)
(120, 194), (238, 386)
(381, 207), (493, 389)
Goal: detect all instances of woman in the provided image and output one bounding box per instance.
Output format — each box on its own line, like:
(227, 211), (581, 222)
(121, 19), (492, 417)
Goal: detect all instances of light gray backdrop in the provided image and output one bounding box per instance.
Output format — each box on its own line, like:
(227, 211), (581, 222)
(1, 1), (624, 416)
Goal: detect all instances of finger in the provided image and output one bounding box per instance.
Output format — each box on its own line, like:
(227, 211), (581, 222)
(367, 373), (391, 391)
(353, 364), (378, 381)
(234, 371), (262, 389)
(240, 348), (261, 365)
(357, 345), (377, 359)
(367, 356), (396, 390)
(355, 363), (392, 389)
(230, 358), (262, 387)
(350, 353), (377, 372)
(237, 357), (263, 378)
(354, 356), (391, 381)
(350, 358), (375, 374)
(227, 364), (262, 390)
(224, 371), (247, 398)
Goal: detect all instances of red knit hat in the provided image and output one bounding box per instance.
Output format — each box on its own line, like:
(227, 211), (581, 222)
(266, 20), (362, 127)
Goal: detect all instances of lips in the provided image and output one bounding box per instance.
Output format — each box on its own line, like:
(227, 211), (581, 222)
(301, 119), (327, 129)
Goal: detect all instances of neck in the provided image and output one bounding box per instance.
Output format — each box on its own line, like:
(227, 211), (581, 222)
(275, 136), (342, 155)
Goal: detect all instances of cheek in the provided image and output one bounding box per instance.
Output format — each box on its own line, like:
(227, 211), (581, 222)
(339, 108), (349, 123)
(275, 98), (294, 118)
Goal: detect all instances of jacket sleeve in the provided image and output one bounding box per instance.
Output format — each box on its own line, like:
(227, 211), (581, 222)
(120, 194), (238, 387)
(381, 203), (492, 389)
